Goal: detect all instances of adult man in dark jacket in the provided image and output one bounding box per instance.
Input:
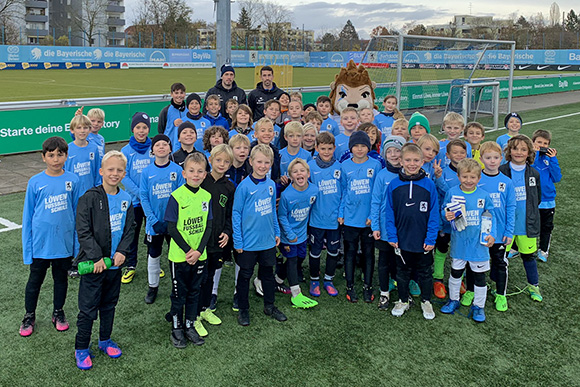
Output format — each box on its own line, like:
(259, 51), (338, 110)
(248, 65), (285, 121)
(205, 64), (247, 116)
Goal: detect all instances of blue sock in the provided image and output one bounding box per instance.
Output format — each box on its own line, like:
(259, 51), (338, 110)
(522, 255), (539, 286)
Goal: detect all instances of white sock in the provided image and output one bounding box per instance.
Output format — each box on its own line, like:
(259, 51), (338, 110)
(474, 285), (487, 308)
(212, 268), (222, 295)
(147, 255), (160, 287)
(234, 264), (240, 287)
(290, 285), (301, 297)
(448, 275), (462, 301)
(275, 274), (284, 285)
(380, 291), (389, 297)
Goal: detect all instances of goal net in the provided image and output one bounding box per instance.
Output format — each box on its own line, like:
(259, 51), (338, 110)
(359, 35), (515, 130)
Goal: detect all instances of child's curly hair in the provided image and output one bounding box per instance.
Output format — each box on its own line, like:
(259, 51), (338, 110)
(504, 134), (535, 165)
(203, 125), (230, 151)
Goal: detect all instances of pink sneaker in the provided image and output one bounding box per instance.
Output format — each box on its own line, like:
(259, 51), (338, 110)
(19, 313), (35, 337)
(52, 309), (69, 332)
(98, 339), (122, 358)
(75, 349), (93, 370)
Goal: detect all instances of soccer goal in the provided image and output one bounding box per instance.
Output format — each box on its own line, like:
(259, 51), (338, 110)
(359, 34), (516, 130)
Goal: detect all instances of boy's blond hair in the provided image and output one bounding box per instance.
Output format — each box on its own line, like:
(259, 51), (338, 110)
(392, 118), (409, 129)
(255, 117), (274, 132)
(210, 144), (234, 163)
(184, 152), (208, 169)
(302, 122), (318, 136)
(102, 150), (127, 168)
(304, 111), (323, 124)
(464, 121), (485, 137)
(479, 141), (502, 156)
(443, 112), (465, 127)
(400, 143), (423, 159)
(290, 91), (303, 102)
(416, 134), (440, 153)
(250, 143), (274, 162)
(457, 158), (481, 177)
(358, 107), (373, 116)
(289, 100), (303, 109)
(288, 158), (310, 176)
(205, 94), (220, 103)
(70, 114), (92, 131)
(316, 131), (335, 146)
(341, 107), (358, 116)
(87, 108), (105, 121)
(284, 121), (304, 137)
(229, 133), (251, 148)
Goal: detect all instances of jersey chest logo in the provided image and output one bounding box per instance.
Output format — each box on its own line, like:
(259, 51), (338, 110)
(529, 177), (536, 186)
(269, 186), (274, 196)
(498, 182), (506, 192)
(219, 194), (228, 208)
(202, 201), (209, 212)
(121, 201), (129, 211)
(170, 172), (177, 181)
(419, 201), (428, 212)
(367, 168), (374, 178)
(477, 199), (485, 208)
(310, 196), (316, 204)
(65, 181), (72, 191)
(89, 152), (95, 160)
(333, 170), (341, 179)
(544, 159), (549, 166)
(327, 124), (332, 130)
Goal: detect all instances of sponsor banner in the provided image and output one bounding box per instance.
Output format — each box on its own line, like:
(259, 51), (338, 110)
(119, 62), (212, 69)
(0, 62), (120, 70)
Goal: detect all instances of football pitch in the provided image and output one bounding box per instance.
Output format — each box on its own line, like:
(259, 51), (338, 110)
(0, 67), (574, 102)
(0, 101), (579, 385)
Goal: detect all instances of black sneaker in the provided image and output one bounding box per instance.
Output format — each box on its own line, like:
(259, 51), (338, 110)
(171, 329), (187, 349)
(209, 294), (217, 311)
(68, 268), (79, 279)
(346, 287), (358, 303)
(363, 286), (375, 303)
(232, 293), (239, 312)
(185, 327), (205, 346)
(144, 287), (158, 304)
(264, 306), (287, 322)
(378, 294), (390, 311)
(238, 309), (250, 326)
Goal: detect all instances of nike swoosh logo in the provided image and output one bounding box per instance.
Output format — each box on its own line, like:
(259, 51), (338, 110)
(250, 190), (258, 195)
(313, 171), (321, 174)
(148, 175), (156, 179)
(181, 205), (190, 209)
(330, 241), (339, 245)
(518, 65), (530, 70)
(558, 65), (571, 71)
(289, 200), (297, 204)
(537, 65), (549, 70)
(405, 202), (415, 207)
(38, 185), (48, 190)
(445, 178), (453, 182)
(476, 264), (484, 268)
(347, 171), (354, 175)
(68, 155), (76, 159)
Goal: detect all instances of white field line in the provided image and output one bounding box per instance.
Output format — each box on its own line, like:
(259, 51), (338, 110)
(0, 217), (22, 233)
(485, 111), (580, 134)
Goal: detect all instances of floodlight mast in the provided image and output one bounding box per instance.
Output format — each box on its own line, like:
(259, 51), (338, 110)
(215, 0), (232, 80)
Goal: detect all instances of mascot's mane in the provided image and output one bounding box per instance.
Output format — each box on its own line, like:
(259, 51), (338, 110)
(329, 60), (377, 114)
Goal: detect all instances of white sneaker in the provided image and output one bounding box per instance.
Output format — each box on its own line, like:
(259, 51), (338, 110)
(537, 250), (548, 262)
(421, 300), (435, 320)
(391, 300), (410, 317)
(253, 277), (264, 296)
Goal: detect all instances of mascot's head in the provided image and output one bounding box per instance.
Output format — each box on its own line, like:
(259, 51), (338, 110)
(329, 60), (377, 115)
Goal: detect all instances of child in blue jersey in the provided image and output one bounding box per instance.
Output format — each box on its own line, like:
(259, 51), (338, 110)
(497, 112), (522, 157)
(65, 114), (102, 195)
(75, 151), (136, 370)
(302, 123), (318, 156)
(358, 107), (375, 125)
(225, 134), (251, 187)
(531, 130), (562, 262)
(228, 104), (254, 140)
(263, 99), (282, 147)
(334, 107), (359, 160)
(279, 122), (313, 185)
(371, 135), (405, 310)
(499, 135), (543, 302)
(87, 108), (106, 158)
(417, 134), (440, 181)
(374, 95), (403, 141)
(171, 122), (202, 168)
(468, 141), (516, 312)
(278, 159), (319, 308)
(225, 98), (239, 126)
(408, 112), (430, 143)
(308, 132), (342, 297)
(434, 112), (472, 168)
(317, 96), (340, 136)
(277, 100), (304, 149)
(384, 143), (439, 319)
(182, 93), (211, 152)
(158, 82), (187, 150)
(305, 111), (323, 134)
(386, 143), (439, 319)
(201, 125), (229, 159)
(440, 159), (495, 322)
(120, 112), (155, 283)
(232, 144), (287, 326)
(338, 131), (382, 303)
(140, 134), (185, 305)
(251, 118), (281, 184)
(464, 122), (486, 168)
(203, 94), (230, 130)
(391, 117), (410, 142)
(20, 137), (80, 337)
(432, 139), (467, 299)
(339, 123), (386, 168)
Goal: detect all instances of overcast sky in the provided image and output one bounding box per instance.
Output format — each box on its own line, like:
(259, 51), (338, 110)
(124, 0), (578, 39)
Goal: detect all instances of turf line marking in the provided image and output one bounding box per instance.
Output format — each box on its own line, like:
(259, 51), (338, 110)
(0, 217), (22, 233)
(485, 111), (580, 134)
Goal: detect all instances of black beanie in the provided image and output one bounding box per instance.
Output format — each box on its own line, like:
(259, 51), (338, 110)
(151, 134), (171, 151)
(178, 121), (197, 139)
(131, 112), (150, 132)
(504, 112), (522, 128)
(221, 64), (235, 76)
(186, 93), (202, 108)
(349, 131), (371, 151)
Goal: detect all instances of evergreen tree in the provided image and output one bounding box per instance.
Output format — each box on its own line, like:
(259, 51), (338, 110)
(238, 7), (252, 29)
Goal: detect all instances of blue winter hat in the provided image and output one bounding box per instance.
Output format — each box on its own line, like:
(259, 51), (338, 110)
(131, 112), (150, 132)
(504, 112), (522, 128)
(221, 64), (235, 76)
(349, 130), (371, 151)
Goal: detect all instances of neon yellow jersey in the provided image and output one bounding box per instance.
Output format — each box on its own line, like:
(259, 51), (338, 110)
(472, 148), (484, 169)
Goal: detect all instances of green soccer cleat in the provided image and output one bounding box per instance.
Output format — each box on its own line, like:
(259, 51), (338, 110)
(291, 293), (318, 309)
(526, 285), (543, 302)
(200, 309), (222, 325)
(194, 317), (208, 337)
(460, 290), (474, 306)
(495, 294), (508, 311)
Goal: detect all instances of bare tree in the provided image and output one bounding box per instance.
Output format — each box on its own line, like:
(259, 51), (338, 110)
(0, 0), (24, 43)
(131, 0), (194, 48)
(72, 0), (108, 46)
(237, 0), (292, 49)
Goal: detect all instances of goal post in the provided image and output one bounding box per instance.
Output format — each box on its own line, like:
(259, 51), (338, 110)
(359, 34), (516, 130)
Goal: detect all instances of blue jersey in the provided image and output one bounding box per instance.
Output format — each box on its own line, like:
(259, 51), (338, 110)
(279, 147), (313, 176)
(229, 128), (255, 143)
(422, 159), (436, 181)
(65, 141), (101, 195)
(232, 176), (280, 251)
(511, 167), (527, 235)
(140, 161), (185, 236)
(107, 189), (132, 269)
(88, 132), (105, 158)
(183, 115), (211, 152)
(121, 142), (155, 206)
(339, 157), (382, 228)
(321, 117), (340, 136)
(251, 121), (282, 148)
(164, 105), (188, 151)
(370, 168), (398, 241)
(532, 152), (562, 206)
(22, 171), (80, 264)
(278, 183), (318, 244)
(496, 133), (512, 154)
(204, 113), (230, 131)
(334, 133), (350, 161)
(308, 159), (342, 230)
(478, 172), (516, 243)
(374, 113), (395, 142)
(443, 186), (495, 262)
(434, 139), (472, 168)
